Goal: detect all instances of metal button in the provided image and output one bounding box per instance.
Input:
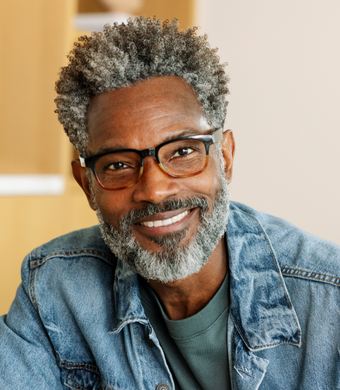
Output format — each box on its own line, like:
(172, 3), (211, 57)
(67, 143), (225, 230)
(156, 384), (170, 390)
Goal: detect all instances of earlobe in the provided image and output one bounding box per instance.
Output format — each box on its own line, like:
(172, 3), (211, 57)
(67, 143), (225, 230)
(221, 130), (236, 183)
(71, 159), (97, 211)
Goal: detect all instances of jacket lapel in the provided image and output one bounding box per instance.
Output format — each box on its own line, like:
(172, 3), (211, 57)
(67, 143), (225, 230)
(227, 203), (301, 351)
(227, 203), (301, 388)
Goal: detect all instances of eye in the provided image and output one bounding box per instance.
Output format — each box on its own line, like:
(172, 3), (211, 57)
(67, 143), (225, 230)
(172, 147), (195, 158)
(106, 161), (130, 170)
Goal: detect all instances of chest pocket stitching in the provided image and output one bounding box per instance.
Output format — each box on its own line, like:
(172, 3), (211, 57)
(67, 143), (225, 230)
(57, 358), (99, 370)
(66, 367), (115, 390)
(57, 359), (114, 390)
(67, 369), (86, 390)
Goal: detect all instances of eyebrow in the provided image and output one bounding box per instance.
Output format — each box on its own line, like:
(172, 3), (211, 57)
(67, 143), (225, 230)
(92, 128), (211, 155)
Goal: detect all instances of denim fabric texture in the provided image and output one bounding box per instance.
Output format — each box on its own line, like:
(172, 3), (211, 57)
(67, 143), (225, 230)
(1, 201), (340, 390)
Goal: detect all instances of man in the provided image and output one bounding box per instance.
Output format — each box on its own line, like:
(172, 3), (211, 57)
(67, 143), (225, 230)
(1, 16), (339, 390)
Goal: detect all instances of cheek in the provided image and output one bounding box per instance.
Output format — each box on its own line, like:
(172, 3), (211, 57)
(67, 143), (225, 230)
(184, 155), (222, 203)
(93, 186), (132, 229)
(204, 150), (222, 187)
(208, 147), (224, 187)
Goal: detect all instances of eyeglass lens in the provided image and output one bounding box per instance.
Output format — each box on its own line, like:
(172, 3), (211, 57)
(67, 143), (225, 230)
(94, 139), (208, 190)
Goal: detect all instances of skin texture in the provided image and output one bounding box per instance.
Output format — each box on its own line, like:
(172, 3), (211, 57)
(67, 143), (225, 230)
(72, 76), (235, 320)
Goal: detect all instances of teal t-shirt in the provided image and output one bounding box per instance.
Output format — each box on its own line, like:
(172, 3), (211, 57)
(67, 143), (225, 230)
(139, 275), (230, 390)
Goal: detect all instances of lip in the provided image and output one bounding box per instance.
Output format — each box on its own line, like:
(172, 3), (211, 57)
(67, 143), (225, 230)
(134, 208), (198, 236)
(135, 208), (193, 224)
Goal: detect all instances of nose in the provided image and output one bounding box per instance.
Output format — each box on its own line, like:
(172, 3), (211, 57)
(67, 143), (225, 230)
(132, 155), (180, 204)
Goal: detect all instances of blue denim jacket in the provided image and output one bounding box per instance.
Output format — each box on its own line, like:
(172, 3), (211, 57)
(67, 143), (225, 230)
(1, 201), (340, 390)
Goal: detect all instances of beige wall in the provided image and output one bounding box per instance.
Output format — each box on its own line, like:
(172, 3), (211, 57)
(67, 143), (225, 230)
(196, 0), (340, 245)
(79, 0), (195, 29)
(0, 1), (195, 315)
(0, 0), (98, 315)
(0, 1), (75, 174)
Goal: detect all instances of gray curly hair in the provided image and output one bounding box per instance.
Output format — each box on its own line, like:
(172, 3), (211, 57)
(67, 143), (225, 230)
(55, 16), (229, 157)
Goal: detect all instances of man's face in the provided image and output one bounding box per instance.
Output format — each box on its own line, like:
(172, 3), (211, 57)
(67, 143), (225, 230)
(77, 76), (233, 282)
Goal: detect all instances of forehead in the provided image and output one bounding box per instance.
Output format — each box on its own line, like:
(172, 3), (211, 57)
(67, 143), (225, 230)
(86, 76), (208, 153)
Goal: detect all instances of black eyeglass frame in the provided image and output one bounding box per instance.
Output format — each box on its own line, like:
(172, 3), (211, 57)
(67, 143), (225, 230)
(79, 127), (223, 191)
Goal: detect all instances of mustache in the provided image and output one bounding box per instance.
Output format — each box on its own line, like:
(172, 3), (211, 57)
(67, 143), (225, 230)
(120, 196), (209, 227)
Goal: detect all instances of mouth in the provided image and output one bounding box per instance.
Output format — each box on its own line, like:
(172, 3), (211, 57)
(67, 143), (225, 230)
(139, 210), (190, 227)
(134, 208), (197, 235)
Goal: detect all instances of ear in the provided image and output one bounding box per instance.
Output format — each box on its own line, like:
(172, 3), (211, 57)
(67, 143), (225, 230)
(71, 159), (97, 211)
(221, 130), (235, 183)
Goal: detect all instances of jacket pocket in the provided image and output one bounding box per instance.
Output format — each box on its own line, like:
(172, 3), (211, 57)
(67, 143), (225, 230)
(58, 359), (103, 390)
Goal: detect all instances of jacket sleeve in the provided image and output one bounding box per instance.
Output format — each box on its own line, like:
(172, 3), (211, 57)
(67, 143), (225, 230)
(0, 254), (63, 389)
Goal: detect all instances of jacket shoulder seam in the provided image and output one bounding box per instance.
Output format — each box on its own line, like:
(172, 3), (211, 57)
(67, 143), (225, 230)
(281, 267), (340, 287)
(29, 249), (115, 270)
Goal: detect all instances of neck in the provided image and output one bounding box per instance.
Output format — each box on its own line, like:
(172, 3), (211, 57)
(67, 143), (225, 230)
(146, 236), (228, 321)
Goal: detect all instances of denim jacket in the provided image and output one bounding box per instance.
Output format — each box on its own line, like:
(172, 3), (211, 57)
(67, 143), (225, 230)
(1, 201), (340, 390)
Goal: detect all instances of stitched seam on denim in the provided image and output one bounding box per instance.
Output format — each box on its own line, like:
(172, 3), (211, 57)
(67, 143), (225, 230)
(62, 365), (100, 373)
(57, 358), (100, 371)
(282, 268), (340, 287)
(65, 370), (75, 390)
(240, 211), (300, 344)
(30, 249), (114, 269)
(114, 267), (119, 330)
(281, 267), (340, 286)
(234, 365), (253, 378)
(28, 256), (39, 311)
(65, 369), (82, 390)
(71, 368), (87, 390)
(134, 323), (145, 388)
(236, 365), (252, 375)
(231, 331), (236, 390)
(71, 369), (85, 390)
(58, 359), (114, 390)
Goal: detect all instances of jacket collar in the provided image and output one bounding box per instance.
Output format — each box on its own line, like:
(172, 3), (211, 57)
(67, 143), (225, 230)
(109, 259), (148, 334)
(227, 202), (301, 351)
(111, 202), (301, 350)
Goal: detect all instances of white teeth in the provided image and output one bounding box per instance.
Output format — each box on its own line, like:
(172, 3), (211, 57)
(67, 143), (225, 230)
(140, 210), (189, 228)
(163, 218), (172, 226)
(171, 215), (180, 223)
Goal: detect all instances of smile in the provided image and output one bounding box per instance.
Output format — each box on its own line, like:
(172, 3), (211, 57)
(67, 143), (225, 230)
(139, 210), (189, 227)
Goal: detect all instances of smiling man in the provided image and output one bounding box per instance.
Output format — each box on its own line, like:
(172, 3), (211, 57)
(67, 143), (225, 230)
(1, 17), (340, 390)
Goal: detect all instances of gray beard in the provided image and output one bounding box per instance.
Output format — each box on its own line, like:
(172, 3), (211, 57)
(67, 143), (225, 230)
(92, 154), (230, 283)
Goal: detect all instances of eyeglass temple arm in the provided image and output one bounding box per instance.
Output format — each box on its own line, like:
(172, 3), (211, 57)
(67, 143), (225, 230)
(79, 156), (86, 167)
(212, 127), (224, 143)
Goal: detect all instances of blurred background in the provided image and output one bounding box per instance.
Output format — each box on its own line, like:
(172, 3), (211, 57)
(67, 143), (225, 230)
(0, 0), (339, 314)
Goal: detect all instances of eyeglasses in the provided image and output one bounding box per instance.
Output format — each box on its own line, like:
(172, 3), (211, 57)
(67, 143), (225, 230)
(80, 128), (223, 191)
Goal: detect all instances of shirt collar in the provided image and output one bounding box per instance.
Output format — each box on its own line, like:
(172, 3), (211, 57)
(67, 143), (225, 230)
(110, 202), (301, 350)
